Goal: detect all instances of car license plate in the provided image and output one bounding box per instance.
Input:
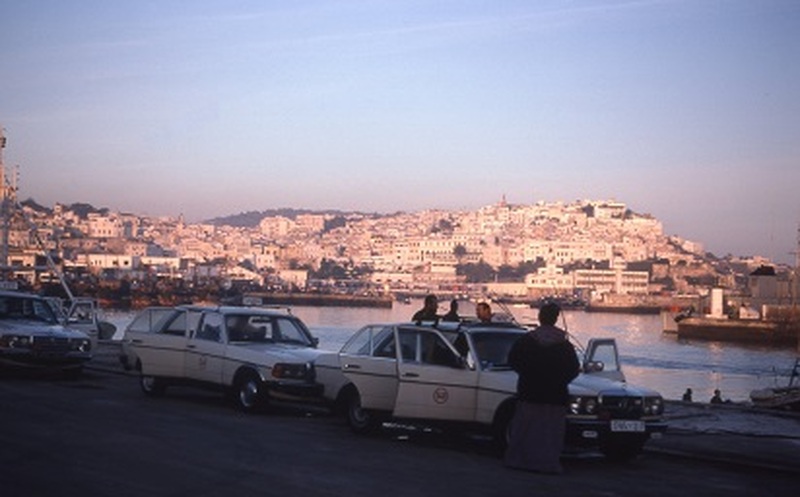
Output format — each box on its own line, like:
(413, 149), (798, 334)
(611, 420), (645, 432)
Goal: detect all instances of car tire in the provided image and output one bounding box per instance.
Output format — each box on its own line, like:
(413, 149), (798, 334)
(233, 372), (265, 413)
(492, 401), (515, 454)
(140, 374), (166, 397)
(346, 389), (379, 434)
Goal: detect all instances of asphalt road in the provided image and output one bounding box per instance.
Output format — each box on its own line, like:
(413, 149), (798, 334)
(0, 367), (796, 497)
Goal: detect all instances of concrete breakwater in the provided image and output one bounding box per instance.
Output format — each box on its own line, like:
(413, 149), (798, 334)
(675, 316), (800, 348)
(239, 292), (393, 308)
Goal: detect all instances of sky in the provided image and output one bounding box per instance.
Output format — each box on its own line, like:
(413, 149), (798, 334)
(1, 1), (799, 264)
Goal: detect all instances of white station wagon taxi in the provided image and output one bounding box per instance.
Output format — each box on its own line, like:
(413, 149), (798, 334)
(315, 321), (666, 460)
(123, 305), (324, 412)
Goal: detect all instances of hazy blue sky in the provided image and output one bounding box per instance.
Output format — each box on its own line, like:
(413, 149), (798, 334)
(1, 1), (798, 264)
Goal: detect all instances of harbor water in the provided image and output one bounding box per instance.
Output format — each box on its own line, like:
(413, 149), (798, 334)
(103, 300), (799, 403)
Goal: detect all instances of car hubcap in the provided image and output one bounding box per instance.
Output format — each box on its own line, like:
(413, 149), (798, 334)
(350, 398), (368, 426)
(142, 376), (156, 391)
(239, 380), (259, 408)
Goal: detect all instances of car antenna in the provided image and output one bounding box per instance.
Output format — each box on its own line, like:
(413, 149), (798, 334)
(545, 295), (585, 354)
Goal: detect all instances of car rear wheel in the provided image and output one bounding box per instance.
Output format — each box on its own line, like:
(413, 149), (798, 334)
(233, 372), (265, 412)
(346, 389), (379, 434)
(140, 374), (166, 397)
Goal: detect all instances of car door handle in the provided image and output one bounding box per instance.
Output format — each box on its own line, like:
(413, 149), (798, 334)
(187, 344), (196, 349)
(343, 363), (361, 370)
(131, 339), (143, 344)
(402, 372), (419, 378)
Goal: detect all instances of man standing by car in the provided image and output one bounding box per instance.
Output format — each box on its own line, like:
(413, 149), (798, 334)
(504, 303), (579, 474)
(475, 302), (493, 322)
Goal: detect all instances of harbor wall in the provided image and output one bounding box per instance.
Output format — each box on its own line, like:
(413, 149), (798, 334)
(676, 316), (799, 348)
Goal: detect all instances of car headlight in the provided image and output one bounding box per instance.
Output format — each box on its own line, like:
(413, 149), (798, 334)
(569, 396), (599, 415)
(71, 338), (92, 353)
(644, 396), (664, 416)
(0, 335), (33, 349)
(272, 362), (314, 380)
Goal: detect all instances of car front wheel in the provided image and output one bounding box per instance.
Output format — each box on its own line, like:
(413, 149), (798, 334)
(140, 374), (166, 397)
(233, 373), (265, 412)
(492, 401), (515, 453)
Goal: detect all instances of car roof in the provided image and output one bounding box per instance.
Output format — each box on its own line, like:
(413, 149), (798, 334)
(393, 320), (529, 334)
(174, 304), (294, 316)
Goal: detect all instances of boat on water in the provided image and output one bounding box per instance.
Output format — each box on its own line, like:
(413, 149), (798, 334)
(750, 358), (800, 411)
(585, 304), (662, 314)
(529, 295), (587, 310)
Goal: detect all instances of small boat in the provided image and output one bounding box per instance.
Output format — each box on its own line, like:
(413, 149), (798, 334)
(750, 358), (800, 411)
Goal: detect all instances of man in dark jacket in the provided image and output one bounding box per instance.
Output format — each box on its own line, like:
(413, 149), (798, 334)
(504, 303), (579, 474)
(412, 294), (439, 322)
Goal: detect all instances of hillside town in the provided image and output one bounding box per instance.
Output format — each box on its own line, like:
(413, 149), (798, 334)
(2, 168), (798, 317)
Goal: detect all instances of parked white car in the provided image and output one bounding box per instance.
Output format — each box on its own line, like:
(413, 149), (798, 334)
(0, 289), (93, 376)
(123, 305), (324, 412)
(315, 321), (666, 460)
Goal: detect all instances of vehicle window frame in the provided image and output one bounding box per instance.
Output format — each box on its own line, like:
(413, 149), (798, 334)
(273, 316), (313, 346)
(398, 327), (462, 368)
(126, 308), (175, 334)
(342, 325), (395, 358)
(0, 295), (60, 324)
(469, 330), (526, 370)
(195, 312), (224, 343)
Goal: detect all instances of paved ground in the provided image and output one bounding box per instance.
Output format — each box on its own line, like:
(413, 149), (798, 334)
(647, 400), (800, 474)
(3, 344), (798, 497)
(92, 341), (800, 475)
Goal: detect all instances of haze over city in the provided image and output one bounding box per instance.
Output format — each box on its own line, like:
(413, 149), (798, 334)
(1, 1), (798, 265)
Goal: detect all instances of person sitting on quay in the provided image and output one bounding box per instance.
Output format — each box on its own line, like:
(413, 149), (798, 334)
(682, 388), (693, 402)
(710, 389), (724, 404)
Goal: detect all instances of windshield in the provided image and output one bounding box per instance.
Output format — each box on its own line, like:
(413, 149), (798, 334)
(469, 331), (525, 370)
(0, 295), (60, 324)
(225, 314), (314, 347)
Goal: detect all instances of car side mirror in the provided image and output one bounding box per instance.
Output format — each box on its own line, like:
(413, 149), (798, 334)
(585, 360), (604, 373)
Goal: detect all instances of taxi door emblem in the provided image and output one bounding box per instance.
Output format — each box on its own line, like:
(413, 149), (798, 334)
(433, 387), (449, 404)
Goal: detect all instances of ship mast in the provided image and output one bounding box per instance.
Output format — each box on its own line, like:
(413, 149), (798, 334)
(0, 126), (9, 272)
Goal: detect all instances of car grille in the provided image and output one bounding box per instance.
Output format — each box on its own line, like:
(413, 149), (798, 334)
(31, 337), (72, 354)
(599, 395), (644, 419)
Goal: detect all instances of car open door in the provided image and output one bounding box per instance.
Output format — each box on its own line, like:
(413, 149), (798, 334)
(584, 338), (626, 382)
(393, 327), (479, 422)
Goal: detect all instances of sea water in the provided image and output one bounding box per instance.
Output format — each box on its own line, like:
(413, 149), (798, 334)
(102, 300), (799, 403)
